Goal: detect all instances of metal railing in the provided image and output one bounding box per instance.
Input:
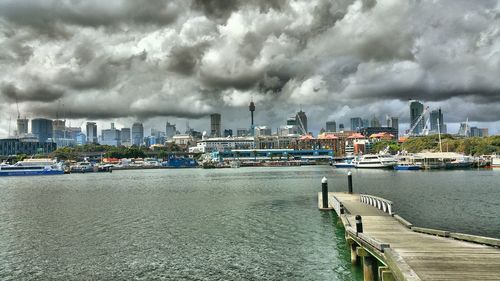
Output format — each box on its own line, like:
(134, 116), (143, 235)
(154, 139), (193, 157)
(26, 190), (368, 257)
(360, 194), (394, 215)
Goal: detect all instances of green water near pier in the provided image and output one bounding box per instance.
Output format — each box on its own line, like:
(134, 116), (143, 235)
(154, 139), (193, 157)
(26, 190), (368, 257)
(0, 167), (498, 280)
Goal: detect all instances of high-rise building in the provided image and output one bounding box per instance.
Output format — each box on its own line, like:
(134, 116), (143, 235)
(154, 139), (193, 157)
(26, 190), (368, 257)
(236, 128), (249, 137)
(409, 100), (425, 135)
(339, 123), (345, 130)
(370, 116), (380, 127)
(255, 126), (272, 136)
(52, 119), (66, 140)
(362, 119), (369, 129)
(326, 121), (336, 132)
(458, 123), (470, 137)
(121, 128), (131, 146)
(101, 123), (121, 146)
(31, 118), (53, 143)
(86, 122), (98, 144)
(165, 122), (176, 140)
(132, 122), (144, 146)
(350, 117), (362, 131)
(296, 110), (307, 134)
(223, 129), (233, 137)
(429, 109), (444, 134)
(16, 118), (29, 136)
(210, 113), (221, 137)
(286, 116), (297, 126)
(386, 117), (399, 137)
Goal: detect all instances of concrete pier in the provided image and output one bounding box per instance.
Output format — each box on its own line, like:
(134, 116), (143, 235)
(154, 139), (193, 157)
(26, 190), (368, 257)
(318, 192), (500, 281)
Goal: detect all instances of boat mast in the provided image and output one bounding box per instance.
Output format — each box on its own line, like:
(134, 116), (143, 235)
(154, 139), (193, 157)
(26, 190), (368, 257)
(437, 117), (443, 152)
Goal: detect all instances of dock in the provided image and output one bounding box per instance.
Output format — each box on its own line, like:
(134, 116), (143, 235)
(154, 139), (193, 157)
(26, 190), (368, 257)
(319, 192), (500, 281)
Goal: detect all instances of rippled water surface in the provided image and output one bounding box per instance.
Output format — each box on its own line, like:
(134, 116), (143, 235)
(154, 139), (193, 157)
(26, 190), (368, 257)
(0, 167), (498, 280)
(0, 167), (361, 281)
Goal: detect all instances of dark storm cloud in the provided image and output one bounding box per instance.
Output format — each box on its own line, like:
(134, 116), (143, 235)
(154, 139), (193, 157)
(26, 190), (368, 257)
(167, 44), (208, 75)
(1, 0), (500, 135)
(1, 82), (64, 103)
(0, 0), (179, 34)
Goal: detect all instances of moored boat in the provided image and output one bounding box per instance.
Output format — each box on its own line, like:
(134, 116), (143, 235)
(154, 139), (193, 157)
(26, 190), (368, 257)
(0, 159), (64, 176)
(354, 154), (397, 169)
(394, 164), (420, 170)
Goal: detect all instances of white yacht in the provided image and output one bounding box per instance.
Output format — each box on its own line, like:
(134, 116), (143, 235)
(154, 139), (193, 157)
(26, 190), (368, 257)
(354, 154), (398, 168)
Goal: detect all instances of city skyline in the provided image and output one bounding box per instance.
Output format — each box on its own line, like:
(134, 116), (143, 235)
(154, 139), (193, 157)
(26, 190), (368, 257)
(1, 0), (500, 137)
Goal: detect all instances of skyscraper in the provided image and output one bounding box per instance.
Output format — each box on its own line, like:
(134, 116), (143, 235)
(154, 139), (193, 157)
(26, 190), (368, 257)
(31, 118), (53, 143)
(16, 118), (29, 136)
(387, 117), (399, 137)
(166, 122), (176, 140)
(370, 116), (380, 127)
(210, 113), (221, 137)
(101, 123), (121, 146)
(296, 110), (307, 134)
(86, 122), (98, 144)
(409, 100), (425, 135)
(121, 128), (131, 146)
(132, 122), (144, 146)
(52, 119), (66, 140)
(350, 117), (362, 131)
(326, 121), (336, 132)
(429, 109), (444, 134)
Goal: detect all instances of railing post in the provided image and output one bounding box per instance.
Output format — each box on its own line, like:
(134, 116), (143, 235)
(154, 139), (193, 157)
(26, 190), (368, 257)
(322, 177), (328, 209)
(356, 215), (363, 233)
(347, 171), (353, 194)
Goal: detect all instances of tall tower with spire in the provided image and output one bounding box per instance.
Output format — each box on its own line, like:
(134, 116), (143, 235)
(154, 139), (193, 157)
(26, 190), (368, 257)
(249, 100), (255, 136)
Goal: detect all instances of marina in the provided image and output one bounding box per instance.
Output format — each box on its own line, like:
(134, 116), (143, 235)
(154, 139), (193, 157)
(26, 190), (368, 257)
(0, 167), (498, 280)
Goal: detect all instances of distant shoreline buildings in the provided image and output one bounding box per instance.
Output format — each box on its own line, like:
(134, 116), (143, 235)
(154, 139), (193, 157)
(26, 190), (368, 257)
(0, 99), (493, 156)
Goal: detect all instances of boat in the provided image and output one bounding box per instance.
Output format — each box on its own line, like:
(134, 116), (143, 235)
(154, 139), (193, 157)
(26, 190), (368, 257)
(333, 159), (356, 168)
(70, 162), (97, 173)
(162, 156), (198, 168)
(492, 154), (500, 168)
(444, 155), (473, 169)
(394, 164), (420, 170)
(0, 159), (64, 176)
(354, 154), (397, 168)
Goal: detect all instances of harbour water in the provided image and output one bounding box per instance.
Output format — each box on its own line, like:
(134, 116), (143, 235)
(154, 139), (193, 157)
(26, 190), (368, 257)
(0, 167), (498, 280)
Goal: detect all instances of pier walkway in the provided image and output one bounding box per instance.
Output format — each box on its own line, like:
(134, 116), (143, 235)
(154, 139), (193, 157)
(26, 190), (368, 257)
(319, 192), (500, 281)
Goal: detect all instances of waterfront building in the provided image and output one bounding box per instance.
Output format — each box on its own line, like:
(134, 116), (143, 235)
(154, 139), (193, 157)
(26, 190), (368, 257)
(359, 127), (398, 141)
(165, 122), (176, 140)
(350, 117), (363, 131)
(326, 121), (336, 132)
(86, 122), (98, 144)
(255, 126), (272, 137)
(255, 135), (299, 150)
(236, 128), (249, 137)
(16, 118), (29, 136)
(173, 134), (195, 148)
(429, 109), (445, 134)
(31, 118), (53, 143)
(409, 100), (425, 135)
(189, 137), (254, 153)
(0, 137), (57, 156)
(295, 110), (308, 133)
(223, 129), (233, 137)
(101, 123), (121, 146)
(132, 122), (144, 146)
(210, 113), (221, 137)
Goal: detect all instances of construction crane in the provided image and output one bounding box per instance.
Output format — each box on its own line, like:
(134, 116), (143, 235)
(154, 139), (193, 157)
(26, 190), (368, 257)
(405, 106), (429, 137)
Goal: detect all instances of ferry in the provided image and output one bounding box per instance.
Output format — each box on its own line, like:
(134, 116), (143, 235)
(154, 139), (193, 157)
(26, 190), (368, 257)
(354, 154), (397, 169)
(333, 159), (356, 168)
(0, 159), (64, 176)
(492, 154), (500, 168)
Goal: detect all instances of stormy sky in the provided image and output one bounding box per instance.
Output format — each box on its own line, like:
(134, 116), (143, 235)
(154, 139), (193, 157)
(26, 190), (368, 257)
(1, 0), (500, 137)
